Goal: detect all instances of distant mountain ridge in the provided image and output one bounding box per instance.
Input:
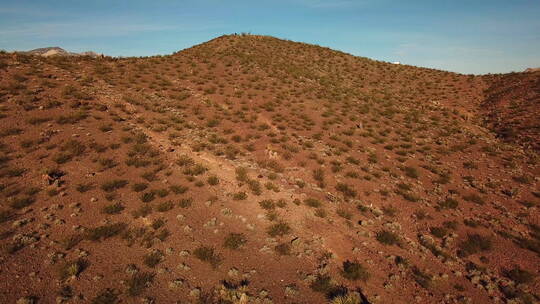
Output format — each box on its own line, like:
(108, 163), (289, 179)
(22, 46), (101, 57)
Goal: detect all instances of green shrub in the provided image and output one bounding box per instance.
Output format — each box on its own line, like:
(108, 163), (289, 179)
(61, 234), (84, 251)
(396, 182), (412, 191)
(56, 111), (88, 124)
(27, 117), (52, 125)
(463, 161), (478, 169)
(337, 208), (352, 220)
(403, 166), (419, 178)
(438, 198), (458, 209)
(232, 191), (247, 200)
(132, 183), (148, 192)
(102, 202), (124, 214)
(207, 175), (219, 185)
(274, 243), (291, 255)
(141, 171), (157, 181)
(193, 246), (222, 268)
(223, 233), (247, 250)
(504, 267), (535, 284)
(259, 199), (276, 210)
(54, 140), (86, 164)
(276, 199), (287, 208)
(156, 201), (174, 212)
(267, 221), (291, 237)
(463, 193), (485, 205)
(91, 288), (119, 304)
(143, 250), (163, 268)
(98, 158), (117, 169)
(141, 191), (156, 203)
(155, 188), (169, 197)
(9, 196), (35, 209)
(412, 266), (432, 289)
(183, 164), (207, 176)
(235, 167), (249, 182)
(127, 272), (154, 296)
(310, 275), (334, 293)
(376, 230), (400, 246)
(304, 198), (322, 208)
(464, 219), (480, 227)
(382, 205), (397, 217)
(247, 179), (262, 195)
(169, 184), (188, 194)
(458, 234), (492, 257)
(76, 183), (94, 193)
(315, 208), (327, 218)
(341, 260), (370, 281)
(430, 227), (448, 238)
(58, 259), (87, 280)
(151, 218), (165, 230)
(336, 183), (357, 198)
(0, 209), (14, 223)
(53, 153), (73, 164)
(99, 124), (113, 132)
(101, 180), (128, 192)
(513, 175), (533, 184)
(313, 168), (325, 187)
(132, 205), (152, 218)
(85, 223), (127, 241)
(179, 198), (193, 208)
(0, 127), (23, 137)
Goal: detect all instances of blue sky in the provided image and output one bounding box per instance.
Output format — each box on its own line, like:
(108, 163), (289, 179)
(0, 0), (539, 74)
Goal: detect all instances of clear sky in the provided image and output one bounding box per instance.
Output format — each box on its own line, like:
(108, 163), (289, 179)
(1, 0), (539, 74)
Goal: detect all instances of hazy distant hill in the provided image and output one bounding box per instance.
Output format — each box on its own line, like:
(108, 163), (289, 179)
(22, 46), (101, 57)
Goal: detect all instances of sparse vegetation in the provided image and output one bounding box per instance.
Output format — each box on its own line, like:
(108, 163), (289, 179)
(232, 191), (247, 200)
(267, 221), (291, 237)
(1, 33), (539, 304)
(341, 260), (370, 281)
(58, 259), (87, 280)
(458, 234), (492, 257)
(91, 288), (119, 304)
(143, 250), (163, 268)
(305, 198), (322, 208)
(127, 272), (154, 296)
(335, 183), (357, 198)
(101, 180), (128, 192)
(376, 230), (400, 246)
(503, 266), (535, 285)
(76, 183), (94, 193)
(194, 246), (222, 268)
(86, 223), (127, 241)
(223, 233), (247, 250)
(102, 202), (124, 214)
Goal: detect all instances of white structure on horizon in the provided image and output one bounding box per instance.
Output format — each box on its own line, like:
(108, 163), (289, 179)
(392, 61), (401, 65)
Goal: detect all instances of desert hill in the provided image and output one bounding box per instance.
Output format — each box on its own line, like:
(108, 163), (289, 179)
(0, 34), (538, 304)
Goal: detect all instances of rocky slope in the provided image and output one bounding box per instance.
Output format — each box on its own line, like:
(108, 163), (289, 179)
(0, 34), (538, 304)
(481, 71), (540, 151)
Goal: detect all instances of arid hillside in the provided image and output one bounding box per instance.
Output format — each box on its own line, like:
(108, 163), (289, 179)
(0, 34), (538, 304)
(481, 71), (540, 151)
